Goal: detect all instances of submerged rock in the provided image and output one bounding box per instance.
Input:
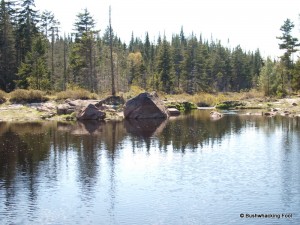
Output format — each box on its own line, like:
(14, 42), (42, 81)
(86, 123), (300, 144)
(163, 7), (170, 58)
(124, 92), (169, 119)
(210, 111), (223, 120)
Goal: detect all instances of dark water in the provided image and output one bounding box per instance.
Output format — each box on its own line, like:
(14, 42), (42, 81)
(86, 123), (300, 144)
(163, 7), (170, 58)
(0, 110), (300, 225)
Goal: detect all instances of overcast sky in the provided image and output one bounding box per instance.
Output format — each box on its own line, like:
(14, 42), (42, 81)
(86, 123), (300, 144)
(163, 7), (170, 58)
(35, 0), (300, 58)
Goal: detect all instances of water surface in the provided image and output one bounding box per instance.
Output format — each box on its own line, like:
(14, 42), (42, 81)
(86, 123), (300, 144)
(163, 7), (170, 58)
(0, 111), (300, 225)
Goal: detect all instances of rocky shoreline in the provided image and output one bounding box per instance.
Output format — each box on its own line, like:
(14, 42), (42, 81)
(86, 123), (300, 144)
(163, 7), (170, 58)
(0, 93), (300, 122)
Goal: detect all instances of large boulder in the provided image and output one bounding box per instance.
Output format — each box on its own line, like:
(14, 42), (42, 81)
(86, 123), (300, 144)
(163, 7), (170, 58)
(77, 104), (106, 120)
(124, 92), (169, 119)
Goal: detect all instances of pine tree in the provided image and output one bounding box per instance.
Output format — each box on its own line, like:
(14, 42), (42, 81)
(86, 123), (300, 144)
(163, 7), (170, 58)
(277, 19), (300, 94)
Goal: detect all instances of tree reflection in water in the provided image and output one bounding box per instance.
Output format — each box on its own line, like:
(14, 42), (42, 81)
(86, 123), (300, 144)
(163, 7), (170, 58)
(0, 113), (300, 224)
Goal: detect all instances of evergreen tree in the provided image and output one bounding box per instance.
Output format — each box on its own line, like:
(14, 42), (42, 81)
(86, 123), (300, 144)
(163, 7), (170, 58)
(0, 0), (17, 91)
(156, 36), (174, 93)
(40, 10), (60, 87)
(71, 8), (98, 91)
(258, 57), (274, 95)
(127, 51), (143, 85)
(40, 10), (59, 38)
(171, 34), (184, 91)
(15, 0), (40, 65)
(230, 46), (251, 91)
(73, 8), (95, 40)
(17, 34), (49, 90)
(179, 26), (186, 47)
(292, 59), (300, 91)
(143, 32), (150, 63)
(277, 18), (300, 94)
(128, 32), (134, 52)
(182, 34), (198, 94)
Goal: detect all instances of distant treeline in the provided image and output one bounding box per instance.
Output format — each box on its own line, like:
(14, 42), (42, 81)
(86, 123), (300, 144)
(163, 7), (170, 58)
(0, 0), (299, 96)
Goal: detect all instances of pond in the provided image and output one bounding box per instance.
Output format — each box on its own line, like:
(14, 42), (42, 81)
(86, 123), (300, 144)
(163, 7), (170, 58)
(0, 110), (300, 225)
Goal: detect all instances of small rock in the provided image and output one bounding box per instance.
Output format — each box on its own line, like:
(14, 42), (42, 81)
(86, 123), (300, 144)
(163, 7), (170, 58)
(264, 112), (275, 117)
(292, 102), (297, 106)
(168, 108), (180, 116)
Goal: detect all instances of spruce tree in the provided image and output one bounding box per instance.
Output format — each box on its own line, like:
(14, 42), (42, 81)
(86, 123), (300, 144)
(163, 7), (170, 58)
(171, 34), (184, 90)
(157, 36), (174, 93)
(71, 8), (97, 91)
(17, 34), (49, 90)
(0, 0), (17, 91)
(15, 0), (40, 65)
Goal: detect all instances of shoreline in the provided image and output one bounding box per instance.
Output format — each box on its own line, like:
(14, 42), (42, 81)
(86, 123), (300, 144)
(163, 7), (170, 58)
(0, 96), (300, 122)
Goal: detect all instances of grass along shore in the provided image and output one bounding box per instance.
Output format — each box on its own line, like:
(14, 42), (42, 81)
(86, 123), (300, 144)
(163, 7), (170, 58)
(0, 88), (300, 122)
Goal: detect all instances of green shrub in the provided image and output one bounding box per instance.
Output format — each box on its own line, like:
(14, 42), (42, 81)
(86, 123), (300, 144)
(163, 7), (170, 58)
(10, 89), (48, 103)
(215, 101), (245, 109)
(56, 88), (97, 100)
(182, 101), (197, 110)
(215, 103), (230, 109)
(166, 101), (197, 111)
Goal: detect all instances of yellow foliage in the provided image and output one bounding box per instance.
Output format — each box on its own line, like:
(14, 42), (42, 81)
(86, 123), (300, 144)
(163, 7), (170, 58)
(56, 87), (98, 100)
(127, 52), (143, 67)
(165, 90), (264, 106)
(9, 89), (48, 103)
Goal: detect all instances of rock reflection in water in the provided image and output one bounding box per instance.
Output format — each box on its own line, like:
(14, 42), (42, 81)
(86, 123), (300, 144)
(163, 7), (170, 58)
(57, 121), (106, 135)
(124, 119), (167, 138)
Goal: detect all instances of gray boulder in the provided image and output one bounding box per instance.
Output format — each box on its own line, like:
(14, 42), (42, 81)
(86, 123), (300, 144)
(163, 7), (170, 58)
(124, 92), (169, 119)
(77, 104), (106, 120)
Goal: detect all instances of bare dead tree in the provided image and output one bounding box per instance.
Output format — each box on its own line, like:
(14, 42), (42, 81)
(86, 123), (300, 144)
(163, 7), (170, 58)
(109, 6), (116, 96)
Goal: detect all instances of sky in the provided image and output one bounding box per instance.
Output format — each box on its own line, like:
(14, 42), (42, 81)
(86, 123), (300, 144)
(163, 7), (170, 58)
(35, 0), (300, 58)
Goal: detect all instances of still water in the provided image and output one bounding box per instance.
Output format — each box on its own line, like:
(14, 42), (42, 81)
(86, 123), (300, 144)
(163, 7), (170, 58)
(0, 110), (300, 225)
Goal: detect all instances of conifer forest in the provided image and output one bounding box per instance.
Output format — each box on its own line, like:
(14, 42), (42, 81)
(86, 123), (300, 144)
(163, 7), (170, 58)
(0, 0), (299, 96)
